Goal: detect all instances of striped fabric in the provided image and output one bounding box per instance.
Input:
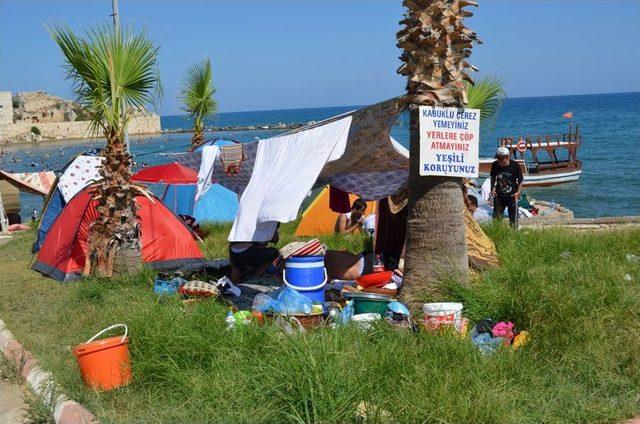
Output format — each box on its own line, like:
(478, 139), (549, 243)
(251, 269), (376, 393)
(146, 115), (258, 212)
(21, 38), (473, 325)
(274, 239), (326, 269)
(221, 144), (246, 175)
(292, 239), (326, 258)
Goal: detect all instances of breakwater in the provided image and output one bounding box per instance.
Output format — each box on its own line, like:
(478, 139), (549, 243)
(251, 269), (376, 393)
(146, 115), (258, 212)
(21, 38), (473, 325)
(160, 121), (316, 134)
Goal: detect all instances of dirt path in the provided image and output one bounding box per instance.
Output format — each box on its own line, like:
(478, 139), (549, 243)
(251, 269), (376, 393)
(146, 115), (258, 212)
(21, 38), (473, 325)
(0, 378), (25, 423)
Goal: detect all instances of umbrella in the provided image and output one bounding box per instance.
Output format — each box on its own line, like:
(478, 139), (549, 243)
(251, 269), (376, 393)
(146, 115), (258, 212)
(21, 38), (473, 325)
(132, 162), (198, 185)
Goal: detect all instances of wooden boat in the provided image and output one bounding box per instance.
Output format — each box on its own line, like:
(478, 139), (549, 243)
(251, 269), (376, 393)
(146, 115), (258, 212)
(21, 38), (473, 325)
(479, 126), (583, 187)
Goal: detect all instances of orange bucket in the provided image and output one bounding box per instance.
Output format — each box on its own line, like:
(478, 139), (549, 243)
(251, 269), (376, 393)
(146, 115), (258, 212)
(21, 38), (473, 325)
(72, 324), (132, 391)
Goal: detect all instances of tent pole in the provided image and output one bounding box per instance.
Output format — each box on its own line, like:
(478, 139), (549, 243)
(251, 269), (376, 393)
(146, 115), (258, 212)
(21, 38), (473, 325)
(0, 190), (9, 235)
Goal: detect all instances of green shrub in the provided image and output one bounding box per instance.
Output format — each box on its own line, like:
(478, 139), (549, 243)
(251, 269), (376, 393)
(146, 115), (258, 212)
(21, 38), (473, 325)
(30, 126), (40, 135)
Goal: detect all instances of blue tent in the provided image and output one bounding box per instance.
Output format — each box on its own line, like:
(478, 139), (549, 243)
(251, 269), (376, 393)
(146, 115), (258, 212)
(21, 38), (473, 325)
(165, 138), (239, 223)
(162, 184), (197, 217)
(33, 187), (64, 252)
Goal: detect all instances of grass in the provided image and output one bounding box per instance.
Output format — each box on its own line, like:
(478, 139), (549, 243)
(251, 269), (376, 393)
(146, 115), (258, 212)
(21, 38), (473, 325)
(1, 224), (640, 423)
(22, 384), (56, 424)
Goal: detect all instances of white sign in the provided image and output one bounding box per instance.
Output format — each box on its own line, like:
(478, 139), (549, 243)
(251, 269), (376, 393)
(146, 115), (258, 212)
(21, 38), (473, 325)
(419, 106), (480, 178)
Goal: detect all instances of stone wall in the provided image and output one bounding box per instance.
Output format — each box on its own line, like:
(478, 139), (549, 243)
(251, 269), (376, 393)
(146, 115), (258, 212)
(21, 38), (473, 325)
(0, 113), (161, 142)
(0, 92), (12, 126)
(12, 91), (80, 124)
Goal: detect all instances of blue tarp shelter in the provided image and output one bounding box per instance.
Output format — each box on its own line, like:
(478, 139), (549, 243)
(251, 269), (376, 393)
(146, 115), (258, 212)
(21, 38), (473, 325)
(165, 138), (239, 223)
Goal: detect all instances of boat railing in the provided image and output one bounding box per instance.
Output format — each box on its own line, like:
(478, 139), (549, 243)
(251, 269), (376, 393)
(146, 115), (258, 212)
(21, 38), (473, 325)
(498, 126), (581, 172)
(500, 135), (580, 149)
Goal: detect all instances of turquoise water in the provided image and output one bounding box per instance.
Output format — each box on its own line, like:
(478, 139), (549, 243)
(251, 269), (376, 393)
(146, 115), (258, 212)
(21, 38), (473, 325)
(2, 92), (638, 219)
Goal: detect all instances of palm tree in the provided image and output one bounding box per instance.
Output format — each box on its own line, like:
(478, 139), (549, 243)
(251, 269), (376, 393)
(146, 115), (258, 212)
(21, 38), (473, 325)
(49, 24), (161, 276)
(396, 0), (480, 309)
(466, 76), (506, 129)
(180, 58), (216, 148)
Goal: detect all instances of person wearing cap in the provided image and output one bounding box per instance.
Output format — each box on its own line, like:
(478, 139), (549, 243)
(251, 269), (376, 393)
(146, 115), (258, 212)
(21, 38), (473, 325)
(490, 146), (523, 226)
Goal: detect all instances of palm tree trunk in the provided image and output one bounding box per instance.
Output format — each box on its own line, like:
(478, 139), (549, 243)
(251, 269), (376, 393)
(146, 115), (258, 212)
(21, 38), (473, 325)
(87, 128), (140, 276)
(191, 118), (205, 148)
(401, 108), (468, 309)
(192, 128), (204, 148)
(397, 0), (480, 310)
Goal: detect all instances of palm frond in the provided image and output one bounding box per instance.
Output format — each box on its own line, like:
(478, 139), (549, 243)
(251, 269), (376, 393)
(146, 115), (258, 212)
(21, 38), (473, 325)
(179, 58), (217, 131)
(47, 23), (162, 139)
(465, 76), (507, 123)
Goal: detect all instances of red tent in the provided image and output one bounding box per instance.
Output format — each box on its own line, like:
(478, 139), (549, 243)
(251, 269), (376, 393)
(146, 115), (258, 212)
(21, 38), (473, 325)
(32, 187), (204, 282)
(132, 162), (198, 184)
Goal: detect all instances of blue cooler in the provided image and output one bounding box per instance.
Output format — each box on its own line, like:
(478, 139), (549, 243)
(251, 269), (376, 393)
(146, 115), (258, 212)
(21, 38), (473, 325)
(283, 256), (327, 304)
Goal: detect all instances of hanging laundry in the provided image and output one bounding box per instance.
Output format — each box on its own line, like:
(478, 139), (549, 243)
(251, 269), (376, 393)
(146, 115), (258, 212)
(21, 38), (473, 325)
(195, 145), (219, 201)
(229, 116), (352, 241)
(221, 144), (245, 175)
(329, 186), (351, 213)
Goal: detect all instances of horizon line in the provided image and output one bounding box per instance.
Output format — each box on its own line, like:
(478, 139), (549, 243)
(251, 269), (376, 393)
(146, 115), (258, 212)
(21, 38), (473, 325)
(161, 90), (639, 117)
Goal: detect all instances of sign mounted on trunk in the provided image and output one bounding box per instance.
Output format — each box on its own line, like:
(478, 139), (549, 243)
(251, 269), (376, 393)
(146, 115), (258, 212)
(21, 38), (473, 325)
(419, 106), (480, 178)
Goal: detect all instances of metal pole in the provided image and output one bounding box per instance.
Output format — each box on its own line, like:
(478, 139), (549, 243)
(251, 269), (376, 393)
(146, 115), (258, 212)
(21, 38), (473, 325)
(111, 0), (131, 154)
(111, 0), (120, 31)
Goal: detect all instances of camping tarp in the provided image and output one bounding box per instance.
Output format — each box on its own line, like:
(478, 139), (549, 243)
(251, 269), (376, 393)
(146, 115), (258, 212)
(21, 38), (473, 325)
(31, 153), (103, 253)
(57, 155), (102, 202)
(174, 98), (409, 201)
(0, 171), (56, 196)
(294, 186), (376, 237)
(32, 187), (204, 282)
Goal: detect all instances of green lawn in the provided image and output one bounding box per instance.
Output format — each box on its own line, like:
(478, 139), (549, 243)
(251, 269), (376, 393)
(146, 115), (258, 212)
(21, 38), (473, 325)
(1, 224), (640, 423)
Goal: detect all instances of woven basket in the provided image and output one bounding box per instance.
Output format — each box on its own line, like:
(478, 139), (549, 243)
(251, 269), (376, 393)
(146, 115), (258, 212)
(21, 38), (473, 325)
(290, 313), (324, 329)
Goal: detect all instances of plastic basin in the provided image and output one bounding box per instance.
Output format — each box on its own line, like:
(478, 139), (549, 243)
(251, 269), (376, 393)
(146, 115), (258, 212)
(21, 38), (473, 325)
(343, 292), (392, 315)
(356, 271), (393, 288)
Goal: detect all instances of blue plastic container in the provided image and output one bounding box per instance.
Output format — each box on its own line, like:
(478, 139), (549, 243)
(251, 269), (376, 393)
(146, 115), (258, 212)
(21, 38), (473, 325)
(284, 256), (326, 304)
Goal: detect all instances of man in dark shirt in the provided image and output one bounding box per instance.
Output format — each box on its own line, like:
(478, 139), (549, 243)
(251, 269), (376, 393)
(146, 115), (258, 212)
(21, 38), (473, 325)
(490, 146), (523, 227)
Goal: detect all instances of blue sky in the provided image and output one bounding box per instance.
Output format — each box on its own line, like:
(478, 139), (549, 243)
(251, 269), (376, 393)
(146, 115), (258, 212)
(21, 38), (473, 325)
(1, 0), (639, 115)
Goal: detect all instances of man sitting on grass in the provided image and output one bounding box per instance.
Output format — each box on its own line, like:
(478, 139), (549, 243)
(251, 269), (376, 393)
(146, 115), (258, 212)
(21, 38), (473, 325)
(468, 195), (491, 223)
(229, 225), (280, 283)
(335, 198), (367, 234)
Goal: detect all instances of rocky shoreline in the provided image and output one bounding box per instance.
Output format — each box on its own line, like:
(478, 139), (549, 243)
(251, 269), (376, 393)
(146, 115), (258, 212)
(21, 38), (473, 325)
(160, 121), (316, 134)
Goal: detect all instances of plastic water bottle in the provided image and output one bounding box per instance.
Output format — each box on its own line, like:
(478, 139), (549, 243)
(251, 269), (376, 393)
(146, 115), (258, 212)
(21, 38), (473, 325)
(373, 255), (385, 273)
(225, 310), (236, 331)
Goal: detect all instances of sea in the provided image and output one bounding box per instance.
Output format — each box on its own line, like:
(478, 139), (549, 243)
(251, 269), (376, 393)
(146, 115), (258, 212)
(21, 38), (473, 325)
(1, 92), (638, 220)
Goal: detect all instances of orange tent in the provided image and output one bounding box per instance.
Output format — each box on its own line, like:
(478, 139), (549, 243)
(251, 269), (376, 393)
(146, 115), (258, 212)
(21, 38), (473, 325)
(294, 186), (376, 237)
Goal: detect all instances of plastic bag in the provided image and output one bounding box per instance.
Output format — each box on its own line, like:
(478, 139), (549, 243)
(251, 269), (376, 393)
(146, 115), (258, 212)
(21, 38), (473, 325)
(252, 287), (312, 315)
(340, 300), (354, 324)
